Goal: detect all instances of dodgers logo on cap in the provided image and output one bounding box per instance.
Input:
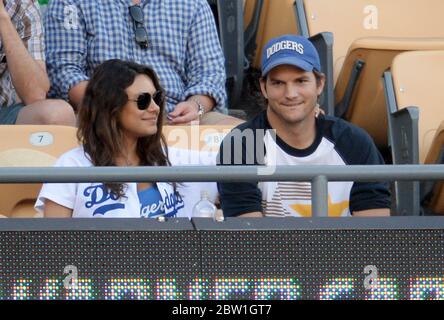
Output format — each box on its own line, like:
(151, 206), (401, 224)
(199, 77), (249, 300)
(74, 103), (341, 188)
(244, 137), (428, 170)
(261, 34), (321, 76)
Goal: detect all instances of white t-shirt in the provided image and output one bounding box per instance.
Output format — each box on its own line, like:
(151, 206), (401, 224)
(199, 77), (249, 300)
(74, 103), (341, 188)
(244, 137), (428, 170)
(35, 146), (218, 218)
(259, 131), (353, 217)
(167, 146), (219, 217)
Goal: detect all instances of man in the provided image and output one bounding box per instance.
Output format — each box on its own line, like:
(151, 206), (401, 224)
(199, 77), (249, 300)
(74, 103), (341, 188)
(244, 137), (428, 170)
(0, 0), (75, 125)
(217, 34), (391, 217)
(44, 0), (241, 125)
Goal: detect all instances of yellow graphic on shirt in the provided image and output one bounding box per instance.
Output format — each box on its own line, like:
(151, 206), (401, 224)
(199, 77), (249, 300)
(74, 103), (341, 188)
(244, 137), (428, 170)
(289, 195), (349, 217)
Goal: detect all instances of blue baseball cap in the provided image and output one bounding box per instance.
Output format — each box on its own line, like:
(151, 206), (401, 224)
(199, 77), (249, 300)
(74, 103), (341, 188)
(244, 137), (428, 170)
(261, 34), (321, 76)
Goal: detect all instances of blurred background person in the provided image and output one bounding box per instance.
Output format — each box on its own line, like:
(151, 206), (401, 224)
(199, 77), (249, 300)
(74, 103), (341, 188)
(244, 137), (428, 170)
(44, 0), (242, 126)
(0, 0), (74, 125)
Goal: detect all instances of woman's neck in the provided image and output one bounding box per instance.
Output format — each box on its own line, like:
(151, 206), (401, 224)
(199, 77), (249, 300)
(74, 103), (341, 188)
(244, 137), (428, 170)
(116, 137), (139, 166)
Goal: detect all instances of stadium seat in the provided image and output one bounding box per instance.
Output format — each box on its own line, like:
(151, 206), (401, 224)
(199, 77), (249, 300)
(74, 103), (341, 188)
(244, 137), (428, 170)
(295, 0), (444, 146)
(163, 125), (235, 153)
(245, 0), (299, 69)
(0, 125), (78, 217)
(336, 38), (444, 148)
(295, 0), (444, 82)
(383, 50), (444, 215)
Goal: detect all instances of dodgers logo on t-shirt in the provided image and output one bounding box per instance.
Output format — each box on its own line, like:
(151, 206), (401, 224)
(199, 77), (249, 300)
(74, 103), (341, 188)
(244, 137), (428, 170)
(84, 184), (125, 216)
(139, 185), (184, 218)
(162, 188), (185, 216)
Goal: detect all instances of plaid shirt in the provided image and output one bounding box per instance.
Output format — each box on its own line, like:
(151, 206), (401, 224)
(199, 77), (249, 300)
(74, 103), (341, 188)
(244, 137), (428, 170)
(45, 0), (227, 113)
(0, 0), (45, 108)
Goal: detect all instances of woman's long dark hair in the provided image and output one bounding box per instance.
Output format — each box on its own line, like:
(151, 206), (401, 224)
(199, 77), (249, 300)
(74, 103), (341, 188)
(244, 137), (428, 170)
(77, 59), (170, 198)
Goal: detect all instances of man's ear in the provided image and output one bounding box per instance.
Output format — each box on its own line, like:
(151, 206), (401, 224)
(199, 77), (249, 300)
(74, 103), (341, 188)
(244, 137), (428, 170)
(316, 74), (326, 96)
(260, 78), (268, 99)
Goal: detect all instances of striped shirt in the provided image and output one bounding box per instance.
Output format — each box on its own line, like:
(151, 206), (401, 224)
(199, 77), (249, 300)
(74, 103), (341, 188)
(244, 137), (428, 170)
(0, 0), (44, 109)
(44, 0), (227, 113)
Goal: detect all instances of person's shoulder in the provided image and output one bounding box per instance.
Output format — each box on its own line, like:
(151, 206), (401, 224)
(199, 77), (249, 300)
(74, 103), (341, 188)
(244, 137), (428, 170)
(10, 0), (39, 17)
(228, 111), (267, 134)
(323, 115), (374, 145)
(218, 112), (267, 164)
(322, 115), (381, 164)
(218, 112), (267, 147)
(218, 112), (265, 149)
(17, 0), (37, 9)
(55, 146), (91, 167)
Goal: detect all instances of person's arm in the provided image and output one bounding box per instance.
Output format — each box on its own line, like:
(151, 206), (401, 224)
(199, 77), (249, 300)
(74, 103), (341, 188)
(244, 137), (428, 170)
(68, 80), (88, 110)
(35, 151), (79, 218)
(44, 200), (73, 218)
(0, 1), (49, 105)
(44, 0), (89, 106)
(217, 130), (264, 217)
(168, 94), (215, 124)
(346, 128), (392, 215)
(353, 208), (390, 217)
(237, 212), (263, 217)
(181, 0), (227, 113)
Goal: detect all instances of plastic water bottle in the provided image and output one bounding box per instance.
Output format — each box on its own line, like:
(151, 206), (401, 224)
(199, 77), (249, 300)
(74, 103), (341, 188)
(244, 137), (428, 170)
(192, 191), (217, 219)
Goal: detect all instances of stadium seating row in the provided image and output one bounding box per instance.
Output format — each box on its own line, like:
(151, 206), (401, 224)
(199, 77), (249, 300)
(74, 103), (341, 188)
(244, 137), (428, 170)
(226, 0), (444, 148)
(384, 50), (444, 215)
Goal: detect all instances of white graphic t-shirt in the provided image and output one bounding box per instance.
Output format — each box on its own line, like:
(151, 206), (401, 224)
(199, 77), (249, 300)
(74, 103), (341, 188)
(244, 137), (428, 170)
(35, 146), (217, 218)
(259, 131), (353, 217)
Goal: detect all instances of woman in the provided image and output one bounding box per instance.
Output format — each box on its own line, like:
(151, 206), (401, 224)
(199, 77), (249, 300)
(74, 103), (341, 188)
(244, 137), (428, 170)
(35, 59), (185, 218)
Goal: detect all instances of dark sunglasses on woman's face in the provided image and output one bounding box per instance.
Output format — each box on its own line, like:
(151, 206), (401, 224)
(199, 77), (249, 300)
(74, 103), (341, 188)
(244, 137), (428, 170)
(128, 5), (149, 49)
(128, 91), (164, 110)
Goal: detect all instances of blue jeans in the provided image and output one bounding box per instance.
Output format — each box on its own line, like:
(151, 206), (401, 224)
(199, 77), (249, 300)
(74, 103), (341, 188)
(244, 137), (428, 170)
(0, 103), (25, 124)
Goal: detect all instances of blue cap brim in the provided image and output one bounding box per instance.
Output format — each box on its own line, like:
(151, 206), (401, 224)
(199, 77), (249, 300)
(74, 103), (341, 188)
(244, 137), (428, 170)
(262, 57), (315, 76)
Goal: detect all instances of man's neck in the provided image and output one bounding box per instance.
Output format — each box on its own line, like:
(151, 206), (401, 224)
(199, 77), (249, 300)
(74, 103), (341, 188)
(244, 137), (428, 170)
(266, 110), (318, 150)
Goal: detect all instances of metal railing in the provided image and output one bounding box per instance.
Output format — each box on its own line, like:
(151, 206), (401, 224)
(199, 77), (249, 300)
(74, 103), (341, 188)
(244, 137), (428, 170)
(1, 164), (444, 217)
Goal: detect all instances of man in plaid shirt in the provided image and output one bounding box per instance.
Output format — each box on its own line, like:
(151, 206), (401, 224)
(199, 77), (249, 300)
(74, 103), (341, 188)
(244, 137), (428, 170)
(45, 0), (242, 125)
(0, 0), (75, 125)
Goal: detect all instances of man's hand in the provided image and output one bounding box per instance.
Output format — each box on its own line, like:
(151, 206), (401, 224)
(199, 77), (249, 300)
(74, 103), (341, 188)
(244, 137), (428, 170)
(167, 100), (200, 125)
(167, 95), (216, 125)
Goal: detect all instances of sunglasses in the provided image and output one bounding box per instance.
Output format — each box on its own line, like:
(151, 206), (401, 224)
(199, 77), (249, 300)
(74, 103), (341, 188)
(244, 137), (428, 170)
(128, 5), (149, 49)
(128, 91), (164, 110)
